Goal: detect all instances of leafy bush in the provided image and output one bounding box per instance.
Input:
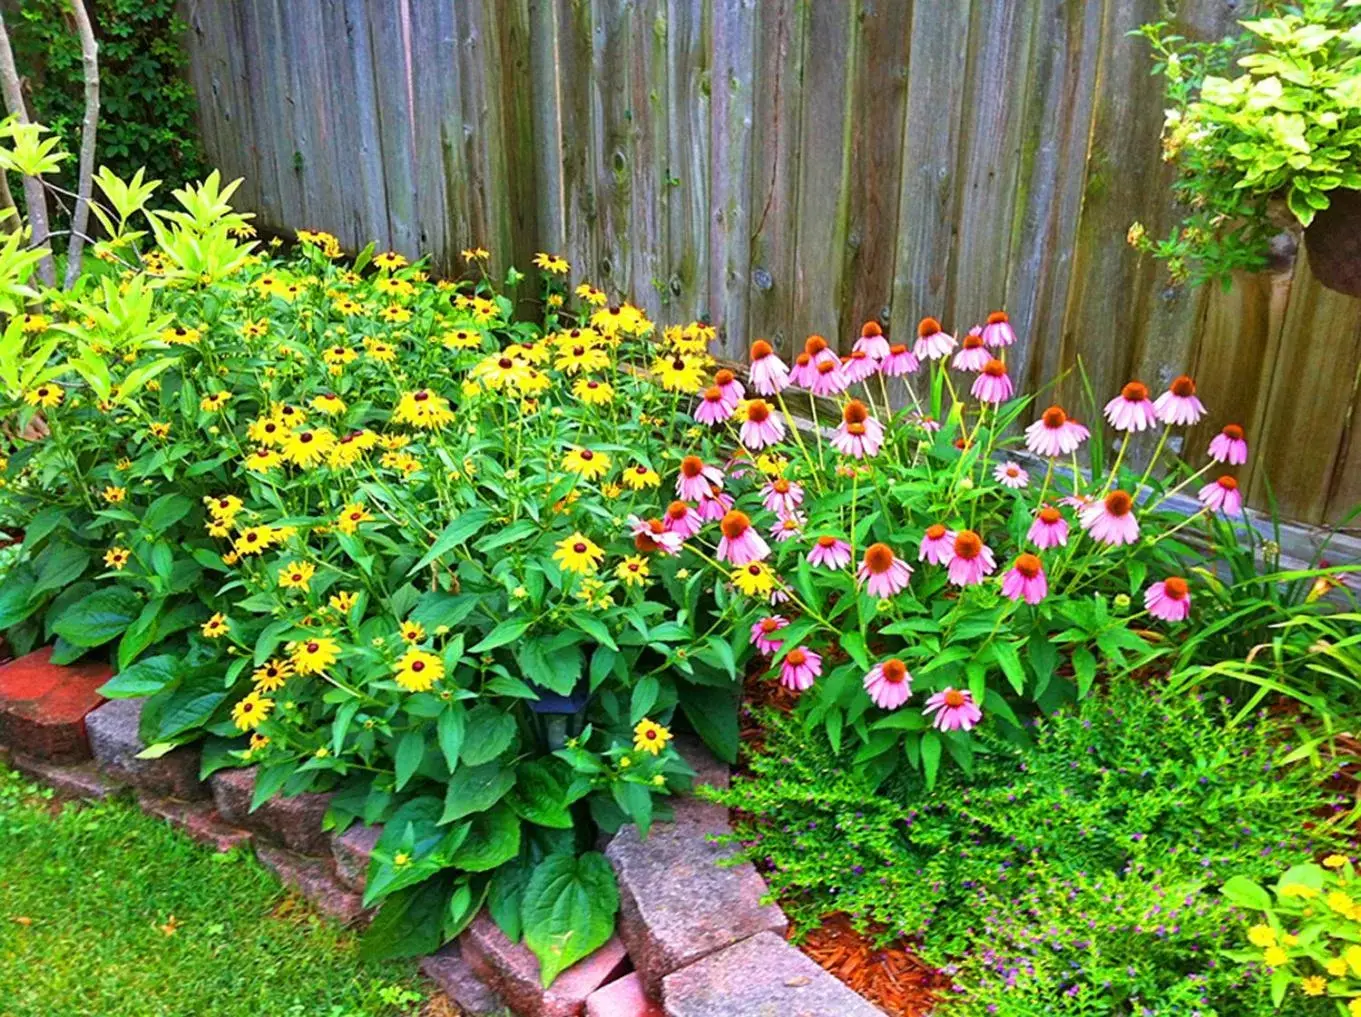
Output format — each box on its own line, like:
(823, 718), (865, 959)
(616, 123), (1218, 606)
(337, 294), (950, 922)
(713, 677), (1348, 1014)
(1133, 1), (1361, 284)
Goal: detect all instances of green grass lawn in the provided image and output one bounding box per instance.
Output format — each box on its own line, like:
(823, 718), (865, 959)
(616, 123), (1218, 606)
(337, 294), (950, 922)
(0, 765), (431, 1017)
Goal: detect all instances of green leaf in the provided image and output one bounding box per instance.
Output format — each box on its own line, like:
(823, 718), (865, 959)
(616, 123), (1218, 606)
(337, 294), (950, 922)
(52, 587), (142, 647)
(360, 878), (452, 962)
(679, 682), (739, 764)
(437, 704), (467, 772)
(921, 730), (942, 789)
(487, 857), (533, 941)
(0, 567), (38, 629)
(521, 852), (620, 987)
(151, 671), (229, 740)
(1221, 875), (1272, 912)
(449, 803), (521, 872)
(408, 508), (493, 575)
(98, 654), (177, 698)
(33, 544), (91, 596)
(507, 760), (574, 829)
(393, 730), (427, 791)
(143, 493), (193, 534)
(1072, 647), (1097, 698)
(629, 676), (660, 725)
(460, 705), (517, 765)
(470, 618), (532, 653)
(992, 640), (1026, 696)
(441, 761), (516, 823)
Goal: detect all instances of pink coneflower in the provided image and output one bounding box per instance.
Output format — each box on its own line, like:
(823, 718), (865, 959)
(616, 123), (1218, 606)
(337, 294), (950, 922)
(761, 478), (804, 517)
(830, 400), (885, 459)
(1154, 375), (1206, 426)
(716, 510), (770, 565)
(779, 646), (822, 692)
(863, 658), (913, 710)
(629, 515), (685, 555)
(1001, 553), (1048, 605)
(696, 486), (733, 522)
(994, 461), (1029, 489)
(842, 349), (879, 384)
(1027, 505), (1069, 549)
(663, 500), (703, 539)
(911, 412), (941, 433)
(882, 343), (919, 377)
(1104, 381), (1158, 432)
(952, 329), (991, 372)
(1198, 475), (1243, 515)
(676, 455), (724, 501)
(750, 615), (788, 655)
(810, 358), (849, 398)
(981, 310), (1017, 348)
(913, 317), (956, 361)
(790, 351), (817, 388)
(1145, 576), (1192, 622)
(713, 368), (745, 407)
(1080, 490), (1139, 546)
(858, 542), (913, 598)
(694, 386), (733, 426)
(805, 335), (839, 365)
(807, 535), (852, 570)
(771, 514), (805, 542)
(918, 523), (954, 565)
(972, 359), (1014, 405)
(748, 339), (790, 395)
(923, 687), (982, 732)
(1208, 423), (1248, 465)
(853, 321), (891, 362)
(1025, 405), (1090, 457)
(1059, 493), (1093, 511)
(739, 399), (786, 450)
(947, 530), (996, 586)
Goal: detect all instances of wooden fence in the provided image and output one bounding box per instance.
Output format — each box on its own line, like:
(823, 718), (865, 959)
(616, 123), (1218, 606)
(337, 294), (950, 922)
(177, 0), (1361, 527)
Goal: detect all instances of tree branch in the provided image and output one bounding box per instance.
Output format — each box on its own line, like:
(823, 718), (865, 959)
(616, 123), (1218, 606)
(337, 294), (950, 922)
(64, 0), (99, 290)
(0, 9), (55, 287)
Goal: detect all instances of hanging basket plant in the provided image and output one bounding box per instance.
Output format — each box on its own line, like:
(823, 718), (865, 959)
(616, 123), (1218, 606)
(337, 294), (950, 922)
(1130, 3), (1361, 293)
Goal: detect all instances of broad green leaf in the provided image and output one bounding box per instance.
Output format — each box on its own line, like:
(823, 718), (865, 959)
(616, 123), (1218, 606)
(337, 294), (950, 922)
(98, 654), (177, 698)
(460, 705), (517, 765)
(143, 493), (193, 534)
(394, 730), (427, 791)
(360, 878), (453, 962)
(408, 508), (493, 575)
(470, 618), (532, 653)
(521, 852), (619, 987)
(441, 761), (516, 823)
(449, 803), (521, 872)
(52, 587), (142, 647)
(507, 760), (574, 829)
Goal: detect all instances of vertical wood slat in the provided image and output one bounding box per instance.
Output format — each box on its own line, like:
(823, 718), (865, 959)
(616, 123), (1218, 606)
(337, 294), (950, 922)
(663, 0), (709, 322)
(629, 0), (671, 322)
(554, 0), (601, 287)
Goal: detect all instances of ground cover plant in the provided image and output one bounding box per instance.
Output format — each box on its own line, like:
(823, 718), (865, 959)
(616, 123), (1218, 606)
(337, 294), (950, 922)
(0, 764), (425, 1017)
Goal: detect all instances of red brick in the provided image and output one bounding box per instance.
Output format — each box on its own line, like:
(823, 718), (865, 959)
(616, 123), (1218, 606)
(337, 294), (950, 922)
(210, 766), (333, 855)
(254, 843), (368, 926)
(462, 912), (630, 1017)
(420, 943), (509, 1016)
(0, 649), (109, 762)
(88, 699), (207, 799)
(587, 972), (662, 1017)
(138, 792), (254, 853)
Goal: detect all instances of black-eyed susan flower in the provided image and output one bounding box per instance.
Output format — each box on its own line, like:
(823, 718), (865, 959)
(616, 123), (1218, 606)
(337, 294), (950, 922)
(461, 247), (490, 263)
(148, 421), (171, 440)
(290, 637), (340, 675)
(234, 525), (278, 556)
(336, 503), (372, 535)
(575, 283), (607, 307)
(102, 485), (126, 504)
(622, 464), (660, 491)
(732, 561), (777, 597)
(514, 368), (551, 397)
(601, 482), (622, 500)
(379, 304), (412, 323)
(231, 692), (272, 731)
(311, 393), (347, 415)
(632, 718), (672, 756)
(247, 415), (286, 445)
(373, 250), (408, 271)
(653, 353), (704, 393)
(103, 547), (131, 570)
(562, 448), (610, 481)
(241, 318), (269, 338)
(440, 328), (482, 351)
(533, 252), (569, 275)
(201, 613), (229, 638)
(205, 494), (243, 520)
(252, 658), (293, 693)
(332, 296), (363, 316)
(25, 384), (64, 408)
(470, 355), (527, 390)
(364, 338), (397, 362)
(615, 555), (650, 587)
(393, 389), (454, 430)
(555, 343), (610, 375)
(206, 519), (232, 539)
(572, 377), (614, 406)
(283, 427), (337, 468)
(399, 620), (426, 643)
(329, 590), (358, 613)
(244, 446), (284, 471)
(277, 561), (316, 592)
(393, 648), (443, 692)
(19, 313), (50, 333)
(200, 391), (231, 412)
(322, 344), (358, 368)
(553, 533), (604, 575)
(161, 325), (201, 345)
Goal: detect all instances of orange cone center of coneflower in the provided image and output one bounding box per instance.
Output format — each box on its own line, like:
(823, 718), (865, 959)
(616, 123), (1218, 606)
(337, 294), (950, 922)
(1105, 490), (1133, 516)
(1170, 375), (1196, 397)
(1223, 423), (1244, 440)
(1014, 554), (1042, 578)
(925, 523), (947, 540)
(498, 358), (514, 369)
(795, 352), (812, 368)
(760, 618), (781, 633)
(805, 335), (828, 355)
(848, 423), (867, 436)
(720, 511), (751, 539)
(716, 369), (735, 386)
(667, 501), (689, 519)
(816, 360), (837, 376)
(987, 311), (1009, 325)
(1042, 406), (1068, 428)
(983, 359), (1006, 378)
(817, 535), (838, 548)
(944, 689), (967, 708)
(954, 530), (982, 560)
(647, 519), (666, 535)
(890, 343), (908, 355)
(861, 321), (883, 337)
(786, 649), (807, 667)
(573, 542), (588, 554)
(306, 641), (319, 653)
(751, 339), (774, 360)
(1039, 506), (1062, 524)
(865, 542), (895, 574)
(962, 334), (984, 350)
(704, 387), (724, 403)
(917, 317), (941, 337)
(681, 456), (704, 478)
(782, 519), (799, 531)
(882, 659), (908, 684)
(770, 480), (790, 496)
(847, 350), (868, 363)
(746, 401), (771, 423)
(1217, 475), (1238, 491)
(1164, 576), (1189, 600)
(843, 400), (869, 425)
(1121, 381), (1149, 402)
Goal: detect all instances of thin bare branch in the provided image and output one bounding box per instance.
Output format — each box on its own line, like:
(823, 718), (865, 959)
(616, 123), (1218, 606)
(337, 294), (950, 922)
(64, 0), (99, 289)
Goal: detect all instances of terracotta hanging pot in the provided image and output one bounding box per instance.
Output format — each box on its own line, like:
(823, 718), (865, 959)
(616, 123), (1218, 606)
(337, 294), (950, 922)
(1303, 186), (1361, 297)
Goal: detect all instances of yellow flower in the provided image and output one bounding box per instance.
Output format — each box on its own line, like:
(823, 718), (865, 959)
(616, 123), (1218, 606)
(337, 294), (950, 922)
(575, 283), (607, 307)
(1247, 925), (1277, 948)
(1328, 891), (1354, 914)
(553, 533), (604, 575)
(25, 384), (64, 408)
(513, 368), (550, 397)
(562, 448), (610, 480)
(533, 252), (569, 275)
(554, 343), (610, 375)
(200, 391), (231, 412)
(364, 339), (397, 362)
(373, 250), (408, 271)
(1325, 854), (1349, 869)
(233, 525), (278, 556)
(332, 296), (363, 315)
(149, 421), (171, 439)
(245, 446), (284, 471)
(231, 692), (272, 731)
(103, 547), (130, 570)
(282, 427), (337, 468)
(1351, 999), (1361, 1017)
(329, 590), (358, 613)
(248, 732), (270, 753)
(393, 648), (443, 692)
(615, 555), (650, 587)
(161, 325), (201, 345)
(399, 620), (426, 643)
(392, 389), (454, 430)
(102, 485), (127, 504)
(572, 377), (614, 405)
(1263, 946), (1288, 966)
(1300, 975), (1326, 996)
(601, 482), (622, 500)
(379, 304), (411, 323)
(440, 328), (483, 351)
(461, 247), (490, 263)
(732, 561), (777, 597)
(311, 393), (348, 415)
(322, 344), (358, 367)
(618, 755), (631, 768)
(1327, 957), (1348, 977)
(247, 415), (286, 445)
(252, 658), (293, 693)
(290, 637), (340, 675)
(633, 718), (672, 755)
(470, 354), (528, 390)
(20, 313), (50, 333)
(278, 561), (316, 592)
(242, 318), (269, 338)
(622, 464), (660, 490)
(336, 503), (372, 535)
(652, 353), (705, 393)
(1280, 883), (1319, 900)
(201, 613), (229, 639)
(204, 494), (243, 520)
(547, 293), (564, 309)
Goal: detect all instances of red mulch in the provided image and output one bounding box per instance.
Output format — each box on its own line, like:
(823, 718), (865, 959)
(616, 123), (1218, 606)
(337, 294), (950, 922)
(736, 664), (944, 1016)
